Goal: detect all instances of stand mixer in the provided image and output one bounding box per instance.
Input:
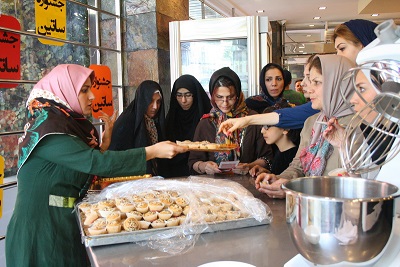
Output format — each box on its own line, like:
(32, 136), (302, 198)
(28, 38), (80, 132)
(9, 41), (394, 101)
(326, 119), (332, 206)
(285, 19), (400, 267)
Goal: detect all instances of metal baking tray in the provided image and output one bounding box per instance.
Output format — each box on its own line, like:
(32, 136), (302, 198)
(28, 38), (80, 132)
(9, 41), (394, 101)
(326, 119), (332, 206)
(76, 212), (270, 247)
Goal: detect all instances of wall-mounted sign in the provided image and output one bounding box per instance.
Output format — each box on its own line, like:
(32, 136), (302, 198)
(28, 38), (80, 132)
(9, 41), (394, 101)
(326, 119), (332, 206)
(35, 0), (67, 46)
(89, 65), (114, 119)
(0, 15), (21, 88)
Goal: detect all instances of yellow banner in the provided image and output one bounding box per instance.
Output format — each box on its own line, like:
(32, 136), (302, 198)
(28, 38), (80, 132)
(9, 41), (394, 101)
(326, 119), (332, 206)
(35, 0), (67, 46)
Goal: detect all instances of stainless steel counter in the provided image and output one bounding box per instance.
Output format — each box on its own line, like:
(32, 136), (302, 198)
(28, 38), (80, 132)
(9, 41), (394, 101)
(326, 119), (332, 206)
(86, 175), (298, 267)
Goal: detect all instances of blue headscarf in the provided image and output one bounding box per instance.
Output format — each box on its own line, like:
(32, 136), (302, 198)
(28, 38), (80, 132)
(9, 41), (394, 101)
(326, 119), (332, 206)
(344, 19), (378, 47)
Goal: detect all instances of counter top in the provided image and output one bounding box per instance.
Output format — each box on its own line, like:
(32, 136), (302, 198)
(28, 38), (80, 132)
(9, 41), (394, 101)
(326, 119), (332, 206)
(86, 175), (298, 267)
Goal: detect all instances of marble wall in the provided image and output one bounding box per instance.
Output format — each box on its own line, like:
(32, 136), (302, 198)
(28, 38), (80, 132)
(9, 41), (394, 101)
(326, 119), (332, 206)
(122, 0), (189, 109)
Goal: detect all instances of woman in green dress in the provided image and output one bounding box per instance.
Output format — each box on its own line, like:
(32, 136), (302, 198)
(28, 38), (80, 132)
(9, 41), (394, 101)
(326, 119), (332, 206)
(5, 64), (187, 267)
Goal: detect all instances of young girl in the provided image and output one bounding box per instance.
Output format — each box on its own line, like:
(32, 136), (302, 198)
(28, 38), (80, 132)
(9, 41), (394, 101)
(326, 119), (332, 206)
(249, 100), (301, 177)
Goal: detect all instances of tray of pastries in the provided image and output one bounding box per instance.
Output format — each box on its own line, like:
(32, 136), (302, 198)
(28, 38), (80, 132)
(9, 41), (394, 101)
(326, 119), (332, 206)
(176, 140), (238, 152)
(76, 178), (271, 247)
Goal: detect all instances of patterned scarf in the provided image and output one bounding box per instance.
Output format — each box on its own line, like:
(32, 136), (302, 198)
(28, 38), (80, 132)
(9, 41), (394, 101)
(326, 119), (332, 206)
(209, 92), (248, 164)
(299, 116), (333, 176)
(18, 93), (100, 169)
(144, 114), (158, 145)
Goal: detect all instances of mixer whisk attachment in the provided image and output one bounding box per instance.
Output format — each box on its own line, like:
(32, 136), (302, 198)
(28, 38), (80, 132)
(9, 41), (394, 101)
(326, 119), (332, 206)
(339, 60), (400, 175)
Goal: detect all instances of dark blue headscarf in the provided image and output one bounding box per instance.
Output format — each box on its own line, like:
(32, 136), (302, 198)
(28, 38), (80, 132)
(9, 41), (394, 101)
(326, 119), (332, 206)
(344, 19), (378, 47)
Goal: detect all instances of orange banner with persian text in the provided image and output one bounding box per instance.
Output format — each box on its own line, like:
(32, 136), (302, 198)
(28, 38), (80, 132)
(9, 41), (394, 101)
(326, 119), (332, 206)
(89, 65), (114, 119)
(0, 15), (21, 88)
(35, 0), (66, 46)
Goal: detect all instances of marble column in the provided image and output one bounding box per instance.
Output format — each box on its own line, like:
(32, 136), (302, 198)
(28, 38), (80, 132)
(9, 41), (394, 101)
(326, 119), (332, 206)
(123, 0), (189, 110)
(270, 21), (283, 66)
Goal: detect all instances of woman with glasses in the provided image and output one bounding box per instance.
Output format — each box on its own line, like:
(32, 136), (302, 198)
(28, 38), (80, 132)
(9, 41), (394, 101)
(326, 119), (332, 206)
(188, 67), (272, 175)
(163, 74), (212, 177)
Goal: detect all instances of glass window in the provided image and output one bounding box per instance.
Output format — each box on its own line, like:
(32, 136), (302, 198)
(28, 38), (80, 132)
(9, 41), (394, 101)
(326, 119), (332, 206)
(181, 39), (248, 97)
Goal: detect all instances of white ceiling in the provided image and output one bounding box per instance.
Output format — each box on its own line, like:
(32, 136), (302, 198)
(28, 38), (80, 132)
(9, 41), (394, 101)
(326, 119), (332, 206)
(206, 0), (400, 44)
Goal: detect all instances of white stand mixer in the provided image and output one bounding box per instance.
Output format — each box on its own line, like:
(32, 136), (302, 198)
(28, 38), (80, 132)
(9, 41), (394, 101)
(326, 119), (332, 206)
(285, 19), (400, 267)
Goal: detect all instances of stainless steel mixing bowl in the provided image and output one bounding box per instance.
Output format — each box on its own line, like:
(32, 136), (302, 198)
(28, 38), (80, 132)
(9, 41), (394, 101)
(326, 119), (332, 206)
(282, 176), (399, 265)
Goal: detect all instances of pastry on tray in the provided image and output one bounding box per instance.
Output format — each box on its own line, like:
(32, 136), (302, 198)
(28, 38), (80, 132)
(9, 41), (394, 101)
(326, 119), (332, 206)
(126, 211), (143, 220)
(123, 218), (140, 232)
(151, 219), (166, 228)
(106, 220), (122, 234)
(148, 201), (164, 212)
(168, 204), (183, 217)
(158, 209), (173, 220)
(143, 211), (158, 222)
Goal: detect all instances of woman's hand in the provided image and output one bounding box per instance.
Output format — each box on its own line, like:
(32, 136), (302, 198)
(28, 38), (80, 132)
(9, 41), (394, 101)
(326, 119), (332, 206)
(249, 165), (270, 177)
(145, 141), (188, 160)
(218, 117), (249, 135)
(322, 117), (345, 148)
(99, 110), (118, 151)
(254, 173), (287, 199)
(204, 161), (221, 175)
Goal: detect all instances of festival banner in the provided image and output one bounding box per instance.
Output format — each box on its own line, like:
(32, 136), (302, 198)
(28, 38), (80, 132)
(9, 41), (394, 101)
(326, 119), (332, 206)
(0, 15), (21, 88)
(35, 0), (67, 46)
(89, 65), (114, 119)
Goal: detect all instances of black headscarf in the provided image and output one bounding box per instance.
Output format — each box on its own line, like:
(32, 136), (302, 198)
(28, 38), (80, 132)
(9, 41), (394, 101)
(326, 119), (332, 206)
(165, 75), (211, 142)
(344, 19), (378, 47)
(109, 80), (166, 151)
(245, 63), (286, 113)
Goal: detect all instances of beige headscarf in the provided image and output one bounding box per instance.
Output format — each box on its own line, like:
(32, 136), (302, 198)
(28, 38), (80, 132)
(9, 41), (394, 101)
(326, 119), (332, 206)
(311, 54), (355, 144)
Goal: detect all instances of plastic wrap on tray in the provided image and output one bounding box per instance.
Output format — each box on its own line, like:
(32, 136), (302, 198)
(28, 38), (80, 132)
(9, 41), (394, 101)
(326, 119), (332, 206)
(77, 176), (272, 255)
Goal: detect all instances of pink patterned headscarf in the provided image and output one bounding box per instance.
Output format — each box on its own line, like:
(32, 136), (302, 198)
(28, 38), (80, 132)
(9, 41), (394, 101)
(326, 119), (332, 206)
(30, 64), (94, 114)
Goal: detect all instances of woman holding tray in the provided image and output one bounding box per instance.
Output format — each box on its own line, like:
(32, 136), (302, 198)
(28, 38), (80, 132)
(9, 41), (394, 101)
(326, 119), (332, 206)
(6, 64), (187, 267)
(188, 67), (273, 175)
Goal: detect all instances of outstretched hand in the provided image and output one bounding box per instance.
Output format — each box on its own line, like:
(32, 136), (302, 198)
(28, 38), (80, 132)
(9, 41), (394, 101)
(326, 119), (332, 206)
(145, 141), (188, 160)
(218, 117), (248, 135)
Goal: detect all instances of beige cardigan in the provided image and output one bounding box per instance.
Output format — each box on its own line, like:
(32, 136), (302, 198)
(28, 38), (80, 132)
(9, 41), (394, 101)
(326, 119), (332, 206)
(278, 112), (359, 179)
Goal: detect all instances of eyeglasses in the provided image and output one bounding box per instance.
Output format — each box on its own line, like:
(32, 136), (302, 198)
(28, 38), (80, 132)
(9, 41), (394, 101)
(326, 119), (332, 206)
(214, 95), (237, 103)
(176, 92), (193, 98)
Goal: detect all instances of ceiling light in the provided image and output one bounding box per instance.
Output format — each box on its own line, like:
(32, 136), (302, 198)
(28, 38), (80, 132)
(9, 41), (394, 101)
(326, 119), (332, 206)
(319, 7), (326, 10)
(371, 14), (379, 17)
(299, 50), (304, 53)
(309, 24), (315, 27)
(299, 45), (305, 48)
(256, 10), (264, 13)
(313, 17), (320, 20)
(306, 35), (311, 37)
